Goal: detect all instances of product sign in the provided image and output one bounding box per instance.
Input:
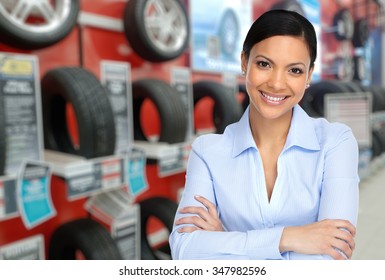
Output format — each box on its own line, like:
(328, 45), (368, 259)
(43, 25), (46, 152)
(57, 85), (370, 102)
(170, 67), (193, 141)
(0, 235), (45, 260)
(158, 144), (185, 177)
(126, 147), (148, 197)
(101, 61), (133, 154)
(17, 161), (55, 229)
(190, 0), (252, 74)
(325, 92), (372, 148)
(111, 204), (140, 260)
(0, 53), (43, 175)
(0, 177), (18, 220)
(85, 188), (140, 259)
(66, 157), (125, 199)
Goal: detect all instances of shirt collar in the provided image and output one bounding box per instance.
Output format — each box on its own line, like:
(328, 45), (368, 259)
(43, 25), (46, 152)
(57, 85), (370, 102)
(232, 104), (320, 157)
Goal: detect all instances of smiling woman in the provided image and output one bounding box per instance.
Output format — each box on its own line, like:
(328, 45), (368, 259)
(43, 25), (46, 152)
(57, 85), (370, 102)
(169, 9), (359, 260)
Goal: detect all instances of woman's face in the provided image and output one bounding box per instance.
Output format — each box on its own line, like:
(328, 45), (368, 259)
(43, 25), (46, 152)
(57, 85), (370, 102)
(241, 35), (313, 121)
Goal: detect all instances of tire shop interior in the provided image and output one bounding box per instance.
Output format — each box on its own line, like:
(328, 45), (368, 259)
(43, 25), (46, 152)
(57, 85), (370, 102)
(0, 0), (384, 260)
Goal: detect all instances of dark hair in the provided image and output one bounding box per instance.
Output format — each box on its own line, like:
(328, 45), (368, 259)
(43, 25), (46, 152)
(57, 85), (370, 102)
(242, 9), (317, 69)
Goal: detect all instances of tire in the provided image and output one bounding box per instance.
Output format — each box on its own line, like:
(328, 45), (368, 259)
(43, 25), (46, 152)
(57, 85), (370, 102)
(0, 0), (80, 49)
(270, 0), (306, 16)
(218, 9), (239, 57)
(372, 129), (383, 159)
(352, 19), (369, 48)
(139, 197), (178, 260)
(353, 56), (366, 81)
(333, 9), (354, 41)
(132, 79), (187, 144)
(193, 80), (243, 134)
(49, 218), (122, 260)
(238, 84), (249, 112)
(41, 67), (116, 159)
(0, 97), (5, 176)
(123, 0), (190, 62)
(369, 85), (385, 112)
(306, 80), (350, 116)
(333, 56), (354, 81)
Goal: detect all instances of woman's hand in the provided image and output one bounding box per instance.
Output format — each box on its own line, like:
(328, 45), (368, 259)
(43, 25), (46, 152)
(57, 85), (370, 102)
(175, 195), (224, 233)
(280, 219), (356, 260)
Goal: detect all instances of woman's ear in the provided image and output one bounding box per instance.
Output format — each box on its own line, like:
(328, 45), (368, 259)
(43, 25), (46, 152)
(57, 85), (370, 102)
(241, 52), (248, 74)
(307, 65), (315, 85)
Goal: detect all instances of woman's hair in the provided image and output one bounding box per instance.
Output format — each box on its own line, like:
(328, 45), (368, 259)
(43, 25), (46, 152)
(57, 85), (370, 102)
(242, 9), (317, 69)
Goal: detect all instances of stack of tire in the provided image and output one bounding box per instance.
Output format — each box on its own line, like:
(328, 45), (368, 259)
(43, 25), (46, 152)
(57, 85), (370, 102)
(300, 79), (385, 159)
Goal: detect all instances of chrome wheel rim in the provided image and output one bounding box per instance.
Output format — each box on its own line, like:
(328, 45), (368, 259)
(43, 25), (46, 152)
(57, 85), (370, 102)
(0, 0), (72, 34)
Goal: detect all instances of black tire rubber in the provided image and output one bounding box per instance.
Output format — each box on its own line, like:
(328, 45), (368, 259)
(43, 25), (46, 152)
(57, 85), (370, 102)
(139, 197), (178, 260)
(0, 0), (80, 49)
(369, 85), (385, 112)
(132, 79), (187, 144)
(353, 56), (366, 81)
(49, 218), (122, 260)
(306, 80), (350, 116)
(332, 9), (354, 41)
(372, 129), (383, 159)
(0, 97), (5, 176)
(352, 19), (369, 48)
(193, 80), (243, 134)
(41, 67), (116, 159)
(238, 84), (249, 112)
(123, 0), (190, 62)
(270, 0), (306, 16)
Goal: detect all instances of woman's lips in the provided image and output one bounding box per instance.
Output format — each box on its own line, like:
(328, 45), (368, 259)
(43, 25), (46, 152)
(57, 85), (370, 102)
(260, 91), (288, 105)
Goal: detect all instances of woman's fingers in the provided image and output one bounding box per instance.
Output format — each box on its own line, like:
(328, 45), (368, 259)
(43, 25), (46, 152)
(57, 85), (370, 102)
(175, 195), (224, 232)
(175, 215), (207, 229)
(330, 238), (353, 259)
(334, 229), (355, 250)
(194, 195), (218, 216)
(177, 226), (200, 233)
(333, 219), (356, 237)
(179, 206), (212, 222)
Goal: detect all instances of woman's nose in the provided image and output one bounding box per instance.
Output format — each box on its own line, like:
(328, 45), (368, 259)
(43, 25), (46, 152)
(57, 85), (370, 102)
(267, 69), (286, 90)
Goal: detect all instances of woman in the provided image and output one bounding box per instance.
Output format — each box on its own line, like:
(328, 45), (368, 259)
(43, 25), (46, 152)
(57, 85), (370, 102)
(169, 9), (359, 260)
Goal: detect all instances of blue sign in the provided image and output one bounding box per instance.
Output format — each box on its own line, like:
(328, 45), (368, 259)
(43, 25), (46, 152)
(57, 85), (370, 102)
(18, 161), (55, 228)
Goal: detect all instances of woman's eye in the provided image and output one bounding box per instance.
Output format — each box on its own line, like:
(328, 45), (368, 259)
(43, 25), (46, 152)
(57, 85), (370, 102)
(290, 68), (304, 74)
(257, 61), (270, 68)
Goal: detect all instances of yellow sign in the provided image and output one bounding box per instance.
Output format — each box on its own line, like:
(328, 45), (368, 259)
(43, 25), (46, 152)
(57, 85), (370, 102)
(0, 57), (33, 76)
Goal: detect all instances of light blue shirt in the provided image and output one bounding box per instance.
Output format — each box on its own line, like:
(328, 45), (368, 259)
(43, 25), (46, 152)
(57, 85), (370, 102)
(169, 104), (359, 260)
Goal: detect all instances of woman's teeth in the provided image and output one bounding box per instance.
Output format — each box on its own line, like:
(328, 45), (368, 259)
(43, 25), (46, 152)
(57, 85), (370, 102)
(261, 91), (286, 102)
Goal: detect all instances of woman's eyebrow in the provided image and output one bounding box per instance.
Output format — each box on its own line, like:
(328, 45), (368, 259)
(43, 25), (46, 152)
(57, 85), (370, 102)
(255, 55), (306, 68)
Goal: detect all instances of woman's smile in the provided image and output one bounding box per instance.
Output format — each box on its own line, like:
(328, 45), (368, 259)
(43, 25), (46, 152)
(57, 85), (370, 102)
(260, 90), (289, 105)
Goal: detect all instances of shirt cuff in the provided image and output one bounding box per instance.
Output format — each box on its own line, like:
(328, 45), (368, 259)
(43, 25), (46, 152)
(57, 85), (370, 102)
(246, 226), (285, 259)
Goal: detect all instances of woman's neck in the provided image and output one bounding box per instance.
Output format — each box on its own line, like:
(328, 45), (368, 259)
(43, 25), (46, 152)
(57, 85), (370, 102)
(249, 107), (293, 149)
